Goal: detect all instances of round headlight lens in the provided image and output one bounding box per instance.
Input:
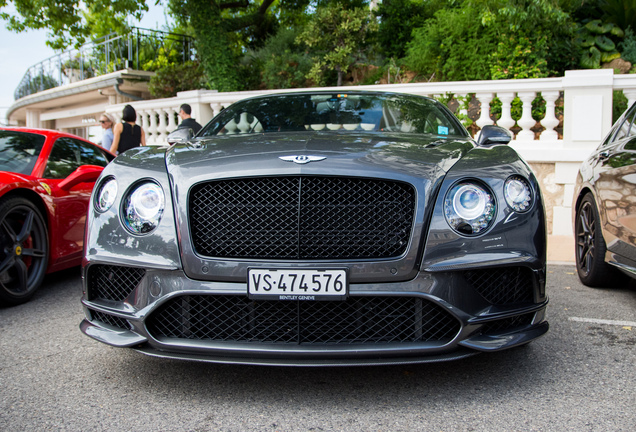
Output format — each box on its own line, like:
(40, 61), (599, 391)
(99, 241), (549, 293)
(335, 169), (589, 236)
(95, 178), (118, 212)
(444, 182), (496, 235)
(123, 182), (165, 234)
(504, 176), (533, 212)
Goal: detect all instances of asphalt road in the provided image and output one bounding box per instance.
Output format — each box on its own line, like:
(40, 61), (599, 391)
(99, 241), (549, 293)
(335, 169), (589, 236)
(1, 264), (635, 431)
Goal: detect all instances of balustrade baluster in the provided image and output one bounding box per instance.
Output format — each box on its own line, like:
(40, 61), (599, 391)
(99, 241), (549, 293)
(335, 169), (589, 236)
(496, 93), (516, 136)
(167, 107), (178, 132)
(516, 92), (536, 140)
(539, 91), (560, 141)
(138, 110), (147, 136)
(210, 103), (223, 118)
(158, 108), (170, 142)
(623, 89), (636, 111)
(475, 93), (495, 130)
(148, 109), (159, 145)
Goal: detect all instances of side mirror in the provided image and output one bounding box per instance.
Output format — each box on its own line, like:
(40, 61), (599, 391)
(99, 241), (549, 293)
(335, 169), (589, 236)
(167, 128), (194, 145)
(58, 165), (104, 191)
(476, 125), (512, 147)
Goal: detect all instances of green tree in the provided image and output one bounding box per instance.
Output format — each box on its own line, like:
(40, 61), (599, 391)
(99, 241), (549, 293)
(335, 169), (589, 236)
(297, 3), (376, 86)
(0, 0), (148, 49)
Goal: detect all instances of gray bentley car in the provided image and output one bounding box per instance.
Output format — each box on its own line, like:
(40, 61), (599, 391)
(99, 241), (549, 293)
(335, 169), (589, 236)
(80, 91), (548, 366)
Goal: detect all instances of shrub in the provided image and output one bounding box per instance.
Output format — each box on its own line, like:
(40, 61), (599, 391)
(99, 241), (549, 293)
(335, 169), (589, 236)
(148, 61), (208, 98)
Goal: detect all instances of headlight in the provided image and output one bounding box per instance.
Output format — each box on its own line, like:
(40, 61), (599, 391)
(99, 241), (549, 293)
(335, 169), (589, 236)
(504, 176), (532, 212)
(444, 182), (496, 235)
(123, 182), (165, 234)
(95, 178), (118, 212)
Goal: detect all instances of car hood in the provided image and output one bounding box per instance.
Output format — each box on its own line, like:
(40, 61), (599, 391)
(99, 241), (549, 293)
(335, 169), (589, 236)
(165, 132), (474, 186)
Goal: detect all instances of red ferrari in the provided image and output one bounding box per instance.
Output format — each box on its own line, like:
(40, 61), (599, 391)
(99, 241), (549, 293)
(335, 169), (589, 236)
(0, 127), (115, 305)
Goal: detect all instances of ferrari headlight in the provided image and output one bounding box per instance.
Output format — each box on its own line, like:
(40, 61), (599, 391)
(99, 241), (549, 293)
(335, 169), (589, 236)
(504, 176), (533, 212)
(123, 182), (165, 234)
(95, 178), (118, 213)
(444, 182), (496, 235)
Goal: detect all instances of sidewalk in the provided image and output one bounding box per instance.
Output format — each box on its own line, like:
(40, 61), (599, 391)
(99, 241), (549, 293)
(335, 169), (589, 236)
(547, 235), (575, 264)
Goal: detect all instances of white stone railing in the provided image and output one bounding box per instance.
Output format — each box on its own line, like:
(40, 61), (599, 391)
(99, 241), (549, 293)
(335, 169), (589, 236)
(104, 69), (636, 236)
(106, 69), (636, 155)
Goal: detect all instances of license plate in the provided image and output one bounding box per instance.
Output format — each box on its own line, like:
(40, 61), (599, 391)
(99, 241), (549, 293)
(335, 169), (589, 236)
(248, 269), (348, 300)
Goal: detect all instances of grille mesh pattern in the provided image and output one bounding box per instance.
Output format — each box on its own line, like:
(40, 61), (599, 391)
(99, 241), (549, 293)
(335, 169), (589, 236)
(87, 265), (145, 301)
(189, 177), (415, 259)
(146, 295), (460, 345)
(463, 267), (534, 305)
(90, 309), (131, 330)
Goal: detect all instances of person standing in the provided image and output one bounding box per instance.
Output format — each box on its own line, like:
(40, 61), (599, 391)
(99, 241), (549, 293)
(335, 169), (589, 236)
(110, 105), (146, 155)
(99, 113), (114, 149)
(177, 103), (202, 134)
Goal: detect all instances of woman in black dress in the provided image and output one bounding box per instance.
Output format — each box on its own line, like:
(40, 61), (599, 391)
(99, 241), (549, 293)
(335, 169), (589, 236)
(110, 105), (146, 154)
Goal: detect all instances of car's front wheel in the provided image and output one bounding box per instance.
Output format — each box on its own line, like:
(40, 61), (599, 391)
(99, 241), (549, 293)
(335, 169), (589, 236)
(0, 197), (49, 306)
(575, 193), (624, 287)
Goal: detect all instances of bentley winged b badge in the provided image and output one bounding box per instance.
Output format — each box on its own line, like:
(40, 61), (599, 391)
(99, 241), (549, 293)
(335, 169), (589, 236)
(279, 155), (326, 164)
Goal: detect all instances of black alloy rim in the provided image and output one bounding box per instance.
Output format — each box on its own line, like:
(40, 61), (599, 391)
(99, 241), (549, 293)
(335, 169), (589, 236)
(576, 201), (595, 276)
(0, 204), (47, 296)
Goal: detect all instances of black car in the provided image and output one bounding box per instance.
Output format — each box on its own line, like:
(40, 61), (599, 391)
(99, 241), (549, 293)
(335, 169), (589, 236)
(80, 91), (548, 366)
(573, 101), (636, 287)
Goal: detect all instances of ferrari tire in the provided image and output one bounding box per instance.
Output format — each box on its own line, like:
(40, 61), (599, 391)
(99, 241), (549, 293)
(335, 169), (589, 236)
(575, 193), (624, 287)
(0, 197), (49, 306)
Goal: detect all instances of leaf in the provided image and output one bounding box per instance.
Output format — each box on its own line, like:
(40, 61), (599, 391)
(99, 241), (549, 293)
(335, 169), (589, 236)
(596, 35), (616, 52)
(601, 50), (621, 63)
(580, 46), (602, 69)
(585, 20), (605, 34)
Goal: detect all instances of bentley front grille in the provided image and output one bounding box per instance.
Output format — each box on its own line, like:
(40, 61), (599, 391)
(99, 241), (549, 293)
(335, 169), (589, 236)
(87, 265), (146, 302)
(146, 295), (461, 345)
(189, 176), (415, 260)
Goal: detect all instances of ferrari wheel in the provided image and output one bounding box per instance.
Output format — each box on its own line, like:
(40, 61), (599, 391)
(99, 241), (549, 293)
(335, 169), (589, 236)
(575, 193), (623, 287)
(0, 197), (49, 306)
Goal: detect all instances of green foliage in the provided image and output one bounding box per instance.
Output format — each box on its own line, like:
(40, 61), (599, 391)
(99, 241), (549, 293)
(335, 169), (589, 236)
(405, 0), (576, 81)
(619, 27), (636, 64)
(0, 0), (147, 49)
(405, 3), (498, 81)
(374, 0), (430, 58)
(576, 19), (624, 68)
(613, 90), (628, 122)
(248, 28), (313, 89)
(600, 0), (636, 32)
(490, 36), (549, 79)
(296, 3), (377, 86)
(148, 61), (207, 98)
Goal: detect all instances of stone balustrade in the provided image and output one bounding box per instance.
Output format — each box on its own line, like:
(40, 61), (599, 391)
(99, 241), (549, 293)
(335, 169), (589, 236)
(104, 69), (636, 236)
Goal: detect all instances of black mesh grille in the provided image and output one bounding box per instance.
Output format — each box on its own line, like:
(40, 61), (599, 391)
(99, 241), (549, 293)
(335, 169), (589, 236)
(89, 309), (131, 330)
(146, 295), (461, 345)
(189, 176), (415, 259)
(87, 265), (145, 301)
(480, 313), (535, 335)
(463, 267), (534, 305)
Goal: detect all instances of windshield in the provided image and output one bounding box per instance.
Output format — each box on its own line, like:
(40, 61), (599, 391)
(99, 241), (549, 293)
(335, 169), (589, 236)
(0, 130), (46, 175)
(199, 93), (468, 138)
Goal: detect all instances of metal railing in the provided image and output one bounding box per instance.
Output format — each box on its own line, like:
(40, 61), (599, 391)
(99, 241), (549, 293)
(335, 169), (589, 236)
(14, 27), (195, 100)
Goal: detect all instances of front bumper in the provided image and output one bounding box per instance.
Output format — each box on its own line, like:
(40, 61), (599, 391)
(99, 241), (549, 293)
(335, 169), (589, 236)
(80, 265), (548, 366)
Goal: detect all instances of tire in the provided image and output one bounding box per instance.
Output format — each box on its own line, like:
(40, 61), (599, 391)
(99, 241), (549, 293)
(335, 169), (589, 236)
(0, 197), (49, 306)
(574, 193), (624, 287)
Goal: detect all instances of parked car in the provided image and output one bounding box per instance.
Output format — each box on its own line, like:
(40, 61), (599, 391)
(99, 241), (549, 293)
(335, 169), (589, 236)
(80, 91), (548, 366)
(0, 127), (114, 305)
(573, 102), (636, 287)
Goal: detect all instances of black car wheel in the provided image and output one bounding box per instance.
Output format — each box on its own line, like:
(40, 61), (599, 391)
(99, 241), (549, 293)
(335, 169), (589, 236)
(575, 193), (624, 287)
(0, 197), (49, 306)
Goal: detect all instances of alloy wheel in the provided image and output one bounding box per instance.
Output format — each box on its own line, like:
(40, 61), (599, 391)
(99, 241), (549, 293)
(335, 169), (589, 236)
(0, 198), (48, 304)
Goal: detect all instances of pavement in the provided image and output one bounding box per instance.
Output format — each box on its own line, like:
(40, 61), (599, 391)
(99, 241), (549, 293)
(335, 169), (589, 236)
(547, 234), (575, 264)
